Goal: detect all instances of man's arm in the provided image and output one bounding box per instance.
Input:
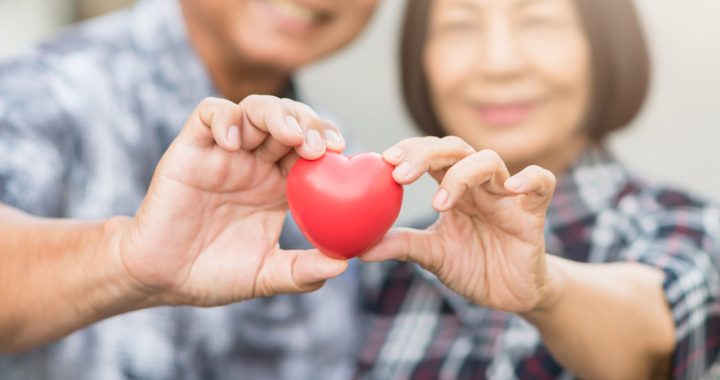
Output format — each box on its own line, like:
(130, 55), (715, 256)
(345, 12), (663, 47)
(0, 205), (142, 352)
(0, 96), (349, 353)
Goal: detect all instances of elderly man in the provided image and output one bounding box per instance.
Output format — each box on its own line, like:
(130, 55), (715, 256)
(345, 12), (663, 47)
(0, 0), (379, 378)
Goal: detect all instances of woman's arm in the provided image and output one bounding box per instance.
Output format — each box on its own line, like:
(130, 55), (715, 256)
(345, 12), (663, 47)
(522, 256), (675, 379)
(0, 96), (348, 353)
(362, 136), (677, 379)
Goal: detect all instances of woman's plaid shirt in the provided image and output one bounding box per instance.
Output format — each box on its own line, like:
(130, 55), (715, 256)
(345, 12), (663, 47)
(356, 146), (720, 380)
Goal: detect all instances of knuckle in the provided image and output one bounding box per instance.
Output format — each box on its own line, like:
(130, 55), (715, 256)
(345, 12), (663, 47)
(474, 150), (504, 171)
(545, 170), (557, 186)
(441, 135), (463, 145)
(422, 136), (441, 144)
(279, 97), (296, 108)
(241, 94), (262, 104)
(442, 135), (473, 151)
(399, 136), (428, 149)
(526, 165), (545, 175)
(282, 98), (317, 116)
(302, 104), (318, 116)
(199, 96), (219, 108)
(477, 149), (502, 164)
(244, 94), (277, 108)
(323, 119), (338, 130)
(443, 164), (464, 184)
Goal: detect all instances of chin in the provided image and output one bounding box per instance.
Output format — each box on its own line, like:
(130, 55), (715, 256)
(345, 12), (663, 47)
(232, 33), (316, 70)
(241, 46), (312, 71)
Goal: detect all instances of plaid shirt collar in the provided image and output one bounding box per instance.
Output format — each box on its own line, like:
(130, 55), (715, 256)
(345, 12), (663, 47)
(547, 144), (629, 231)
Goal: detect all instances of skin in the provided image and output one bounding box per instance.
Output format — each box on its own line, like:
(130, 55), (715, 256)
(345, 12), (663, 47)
(362, 0), (676, 378)
(0, 96), (350, 353)
(423, 0), (590, 174)
(1, 0), (379, 352)
(181, 0), (379, 102)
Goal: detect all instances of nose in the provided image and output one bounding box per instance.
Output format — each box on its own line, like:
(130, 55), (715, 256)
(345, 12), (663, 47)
(479, 15), (526, 80)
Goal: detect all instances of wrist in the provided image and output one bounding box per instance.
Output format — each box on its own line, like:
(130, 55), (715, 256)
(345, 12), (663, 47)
(521, 254), (569, 322)
(93, 216), (162, 315)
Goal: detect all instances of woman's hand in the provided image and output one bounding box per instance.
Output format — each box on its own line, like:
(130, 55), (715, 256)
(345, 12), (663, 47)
(117, 96), (349, 307)
(361, 136), (559, 313)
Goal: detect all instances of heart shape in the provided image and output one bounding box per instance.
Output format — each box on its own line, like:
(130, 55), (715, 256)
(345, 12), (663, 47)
(287, 152), (403, 260)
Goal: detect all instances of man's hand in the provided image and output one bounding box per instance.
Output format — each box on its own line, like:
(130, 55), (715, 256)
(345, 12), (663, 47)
(118, 95), (349, 307)
(0, 95), (351, 353)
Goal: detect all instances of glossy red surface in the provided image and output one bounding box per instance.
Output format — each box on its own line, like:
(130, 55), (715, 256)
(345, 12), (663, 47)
(287, 152), (403, 259)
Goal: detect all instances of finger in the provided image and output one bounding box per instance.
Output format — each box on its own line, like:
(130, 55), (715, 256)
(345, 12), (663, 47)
(254, 249), (349, 297)
(239, 95), (305, 152)
(434, 150), (510, 211)
(252, 123), (294, 164)
(504, 165), (557, 212)
(178, 97), (245, 152)
(381, 137), (431, 164)
(359, 228), (444, 273)
(280, 98), (346, 159)
(279, 151), (301, 177)
(389, 136), (476, 185)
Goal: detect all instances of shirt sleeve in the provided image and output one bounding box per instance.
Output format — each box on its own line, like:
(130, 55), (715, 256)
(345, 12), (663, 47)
(627, 204), (720, 380)
(0, 58), (76, 217)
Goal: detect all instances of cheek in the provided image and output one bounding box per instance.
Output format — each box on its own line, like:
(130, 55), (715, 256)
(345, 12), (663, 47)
(329, 11), (374, 48)
(528, 32), (592, 125)
(424, 41), (477, 105)
(424, 42), (487, 144)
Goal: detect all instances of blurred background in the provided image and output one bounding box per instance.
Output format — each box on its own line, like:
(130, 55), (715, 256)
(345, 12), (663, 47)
(1, 0), (719, 224)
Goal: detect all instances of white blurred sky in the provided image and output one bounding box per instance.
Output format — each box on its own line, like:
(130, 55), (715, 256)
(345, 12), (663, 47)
(1, 0), (719, 224)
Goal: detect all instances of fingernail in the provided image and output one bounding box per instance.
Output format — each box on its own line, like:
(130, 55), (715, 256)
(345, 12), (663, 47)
(384, 147), (403, 161)
(227, 125), (240, 149)
(306, 129), (324, 151)
(324, 130), (343, 145)
(286, 116), (303, 136)
(433, 188), (449, 209)
(506, 177), (523, 191)
(395, 162), (411, 178)
(314, 257), (348, 278)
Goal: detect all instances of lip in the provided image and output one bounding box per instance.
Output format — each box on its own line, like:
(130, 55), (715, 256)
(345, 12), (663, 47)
(255, 0), (332, 34)
(473, 102), (537, 127)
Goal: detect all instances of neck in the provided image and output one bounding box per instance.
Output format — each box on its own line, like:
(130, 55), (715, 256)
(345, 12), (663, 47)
(181, 3), (290, 102)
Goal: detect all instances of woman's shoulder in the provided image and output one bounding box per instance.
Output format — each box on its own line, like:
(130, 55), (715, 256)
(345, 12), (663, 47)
(612, 171), (720, 246)
(570, 146), (718, 238)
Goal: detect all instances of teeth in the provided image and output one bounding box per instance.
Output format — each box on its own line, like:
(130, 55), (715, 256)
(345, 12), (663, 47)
(267, 0), (320, 24)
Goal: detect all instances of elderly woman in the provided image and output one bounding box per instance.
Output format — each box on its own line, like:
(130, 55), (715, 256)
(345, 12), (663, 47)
(358, 0), (720, 379)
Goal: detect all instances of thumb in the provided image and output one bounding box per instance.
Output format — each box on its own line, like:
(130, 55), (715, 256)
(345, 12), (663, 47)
(360, 228), (441, 271)
(254, 250), (349, 297)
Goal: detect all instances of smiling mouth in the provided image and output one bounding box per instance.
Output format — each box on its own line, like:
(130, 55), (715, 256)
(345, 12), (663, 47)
(474, 103), (536, 127)
(264, 0), (331, 26)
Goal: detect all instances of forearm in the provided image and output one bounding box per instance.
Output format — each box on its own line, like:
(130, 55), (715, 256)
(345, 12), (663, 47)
(522, 255), (676, 380)
(0, 205), (150, 353)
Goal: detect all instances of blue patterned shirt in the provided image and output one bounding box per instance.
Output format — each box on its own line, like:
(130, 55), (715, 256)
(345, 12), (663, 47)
(0, 0), (360, 379)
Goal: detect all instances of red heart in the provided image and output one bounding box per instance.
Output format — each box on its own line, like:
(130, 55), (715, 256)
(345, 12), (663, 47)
(287, 152), (403, 260)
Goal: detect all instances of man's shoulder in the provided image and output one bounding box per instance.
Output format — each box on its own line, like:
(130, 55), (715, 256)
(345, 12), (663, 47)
(0, 8), (142, 125)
